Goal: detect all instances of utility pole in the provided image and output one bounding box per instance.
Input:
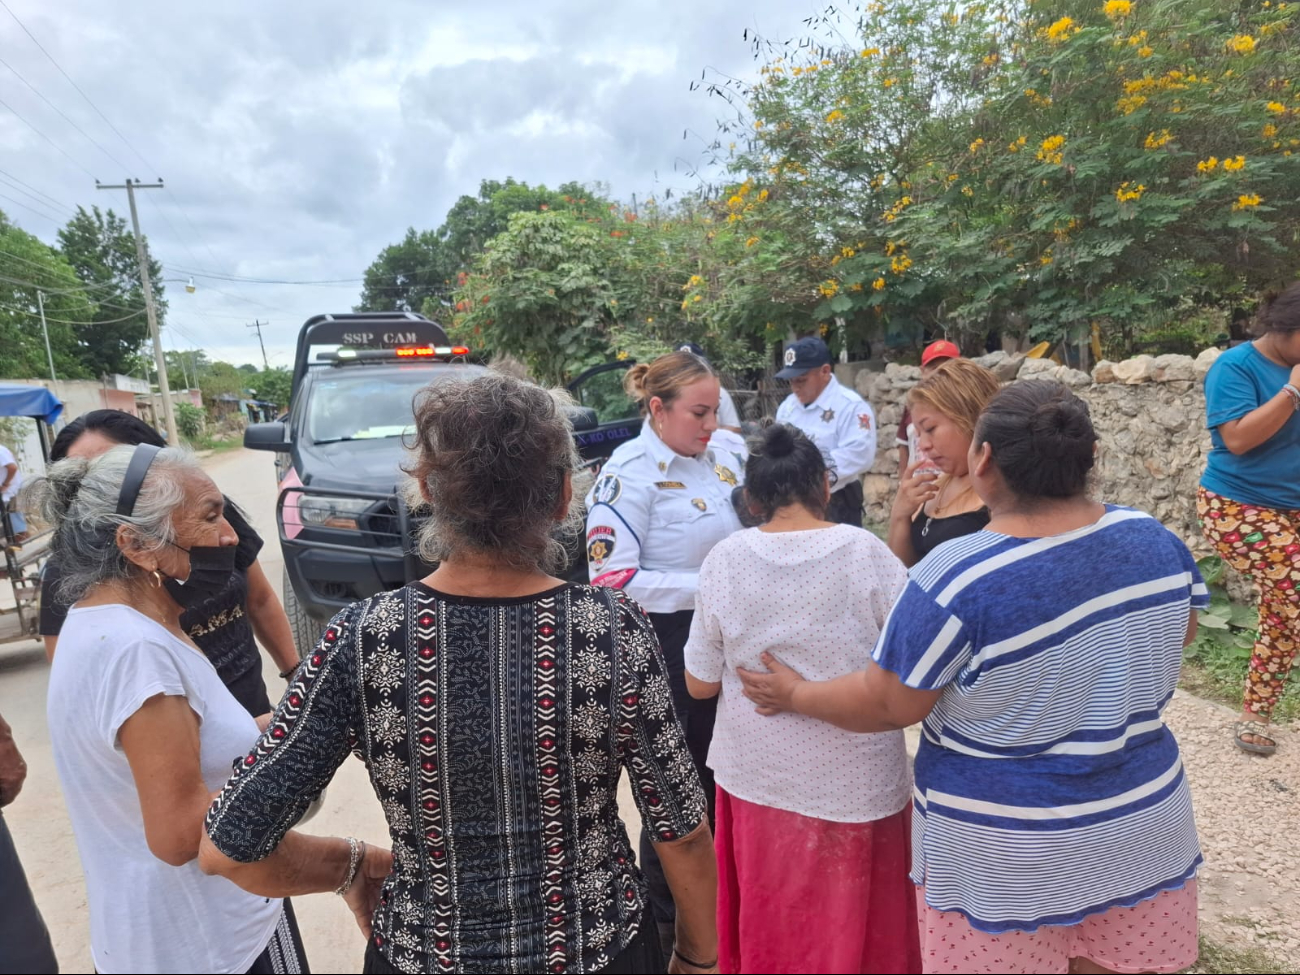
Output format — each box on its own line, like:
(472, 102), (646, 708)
(36, 290), (57, 383)
(96, 178), (177, 445)
(247, 319), (269, 370)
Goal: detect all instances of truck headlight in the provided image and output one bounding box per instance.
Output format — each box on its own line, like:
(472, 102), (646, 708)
(297, 495), (372, 530)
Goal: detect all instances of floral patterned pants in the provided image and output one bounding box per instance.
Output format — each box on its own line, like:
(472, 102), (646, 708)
(1197, 487), (1300, 718)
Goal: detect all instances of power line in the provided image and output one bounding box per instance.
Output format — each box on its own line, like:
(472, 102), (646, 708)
(166, 264), (364, 286)
(0, 190), (63, 224)
(0, 173), (74, 217)
(0, 300), (144, 325)
(0, 0), (152, 174)
(0, 53), (133, 172)
(0, 93), (96, 178)
(0, 166), (74, 213)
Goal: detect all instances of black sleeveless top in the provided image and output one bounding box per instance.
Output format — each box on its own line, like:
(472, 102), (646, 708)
(910, 506), (990, 560)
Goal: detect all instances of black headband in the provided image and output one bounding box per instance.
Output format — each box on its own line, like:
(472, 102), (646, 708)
(115, 443), (162, 517)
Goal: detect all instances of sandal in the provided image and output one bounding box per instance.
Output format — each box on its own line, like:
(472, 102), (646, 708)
(1233, 720), (1277, 756)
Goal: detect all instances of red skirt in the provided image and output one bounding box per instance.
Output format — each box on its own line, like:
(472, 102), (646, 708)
(715, 787), (921, 974)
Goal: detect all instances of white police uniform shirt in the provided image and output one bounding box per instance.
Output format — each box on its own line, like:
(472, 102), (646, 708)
(775, 375), (877, 493)
(584, 423), (744, 614)
(718, 387), (740, 429)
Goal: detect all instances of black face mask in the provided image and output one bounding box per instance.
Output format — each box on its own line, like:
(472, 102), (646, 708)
(162, 543), (238, 609)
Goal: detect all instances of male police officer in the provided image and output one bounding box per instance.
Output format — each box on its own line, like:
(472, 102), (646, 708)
(774, 336), (877, 526)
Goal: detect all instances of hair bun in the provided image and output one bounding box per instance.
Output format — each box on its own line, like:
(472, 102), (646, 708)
(622, 363), (652, 402)
(1028, 399), (1092, 457)
(759, 422), (798, 459)
(34, 456), (91, 527)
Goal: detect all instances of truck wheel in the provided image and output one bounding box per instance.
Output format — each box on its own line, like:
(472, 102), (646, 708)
(283, 566), (327, 659)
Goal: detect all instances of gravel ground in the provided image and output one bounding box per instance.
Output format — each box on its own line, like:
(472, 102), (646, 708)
(1166, 691), (1300, 969)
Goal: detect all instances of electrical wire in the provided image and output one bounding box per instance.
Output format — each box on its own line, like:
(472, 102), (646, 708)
(0, 190), (63, 224)
(0, 165), (73, 212)
(0, 93), (95, 178)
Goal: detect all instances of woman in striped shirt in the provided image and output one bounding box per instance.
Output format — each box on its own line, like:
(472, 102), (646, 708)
(740, 381), (1207, 975)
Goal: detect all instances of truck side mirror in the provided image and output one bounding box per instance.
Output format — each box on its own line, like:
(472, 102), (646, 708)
(244, 421), (291, 452)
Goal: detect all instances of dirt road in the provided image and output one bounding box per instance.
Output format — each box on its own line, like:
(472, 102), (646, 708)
(1, 446), (1296, 971)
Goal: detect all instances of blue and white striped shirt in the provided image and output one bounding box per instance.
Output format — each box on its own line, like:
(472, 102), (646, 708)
(872, 506), (1209, 932)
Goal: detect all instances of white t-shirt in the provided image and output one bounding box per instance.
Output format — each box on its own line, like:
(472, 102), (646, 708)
(0, 444), (21, 503)
(684, 524), (912, 822)
(47, 604), (282, 974)
(718, 387), (740, 429)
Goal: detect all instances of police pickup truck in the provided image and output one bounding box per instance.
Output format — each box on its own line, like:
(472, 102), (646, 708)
(244, 312), (641, 655)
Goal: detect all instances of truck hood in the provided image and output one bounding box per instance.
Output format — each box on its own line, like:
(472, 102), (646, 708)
(295, 436), (408, 494)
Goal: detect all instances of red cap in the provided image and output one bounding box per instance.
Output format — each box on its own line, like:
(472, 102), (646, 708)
(921, 339), (961, 366)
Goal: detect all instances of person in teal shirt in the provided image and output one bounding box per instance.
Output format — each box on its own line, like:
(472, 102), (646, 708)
(1198, 284), (1300, 756)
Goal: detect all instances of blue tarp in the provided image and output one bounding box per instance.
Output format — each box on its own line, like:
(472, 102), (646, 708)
(0, 383), (63, 424)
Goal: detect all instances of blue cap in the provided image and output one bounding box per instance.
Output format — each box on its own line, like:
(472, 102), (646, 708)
(776, 336), (831, 379)
(677, 341), (706, 357)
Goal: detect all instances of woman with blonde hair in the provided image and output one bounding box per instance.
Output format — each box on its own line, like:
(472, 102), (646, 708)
(584, 349), (744, 968)
(889, 358), (1001, 566)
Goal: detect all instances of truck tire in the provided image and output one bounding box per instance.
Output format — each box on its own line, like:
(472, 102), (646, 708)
(283, 565), (327, 659)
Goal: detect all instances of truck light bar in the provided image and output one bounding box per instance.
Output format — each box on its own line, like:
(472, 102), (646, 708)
(317, 345), (472, 363)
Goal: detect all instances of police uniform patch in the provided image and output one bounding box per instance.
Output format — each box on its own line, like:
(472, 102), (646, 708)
(691, 498), (708, 511)
(592, 473), (622, 505)
(858, 412), (872, 430)
(821, 408), (835, 423)
(655, 481), (686, 489)
(586, 526), (616, 568)
(784, 347), (797, 367)
(714, 464), (737, 486)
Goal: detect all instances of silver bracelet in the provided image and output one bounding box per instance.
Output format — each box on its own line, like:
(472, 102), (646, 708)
(1284, 383), (1300, 411)
(334, 836), (363, 896)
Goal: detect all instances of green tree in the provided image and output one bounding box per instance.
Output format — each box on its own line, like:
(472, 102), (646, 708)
(57, 205), (163, 377)
(197, 361), (246, 404)
(247, 367), (291, 408)
(355, 228), (449, 313)
(0, 212), (93, 379)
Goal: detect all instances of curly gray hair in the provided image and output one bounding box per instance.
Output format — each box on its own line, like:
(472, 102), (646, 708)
(30, 445), (202, 603)
(402, 374), (587, 573)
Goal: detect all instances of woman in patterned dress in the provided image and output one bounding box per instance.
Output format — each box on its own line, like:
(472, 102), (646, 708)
(202, 374), (719, 975)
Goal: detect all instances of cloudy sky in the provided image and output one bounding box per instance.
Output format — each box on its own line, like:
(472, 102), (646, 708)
(0, 0), (821, 370)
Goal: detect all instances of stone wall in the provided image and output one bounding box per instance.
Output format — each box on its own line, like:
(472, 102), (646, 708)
(855, 346), (1224, 560)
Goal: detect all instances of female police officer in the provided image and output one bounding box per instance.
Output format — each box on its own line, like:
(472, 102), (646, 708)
(585, 350), (743, 959)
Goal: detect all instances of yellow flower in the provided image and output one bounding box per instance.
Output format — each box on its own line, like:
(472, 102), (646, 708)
(1144, 129), (1172, 149)
(692, 294), (703, 303)
(754, 120), (765, 129)
(1127, 30), (1149, 46)
(885, 240), (898, 256)
(861, 47), (880, 57)
(961, 185), (974, 196)
(1268, 101), (1288, 113)
(982, 53), (1000, 67)
(1046, 16), (1076, 42)
(1138, 45), (1154, 57)
(1117, 94), (1148, 114)
(1197, 156), (1219, 172)
(616, 350), (630, 361)
(872, 277), (887, 291)
(1104, 0), (1132, 19)
(1228, 35), (1257, 55)
(947, 173), (960, 182)
(1115, 181), (1146, 202)
(684, 274), (704, 289)
(1223, 155), (1247, 171)
(890, 254), (914, 274)
(841, 246), (856, 258)
(1264, 123), (1280, 138)
(1040, 253), (1054, 266)
(745, 236), (760, 248)
(825, 109), (845, 124)
(883, 77), (898, 88)
(1008, 135), (1028, 152)
(1037, 135), (1066, 164)
(819, 279), (840, 297)
(970, 138), (986, 153)
(1234, 193), (1263, 210)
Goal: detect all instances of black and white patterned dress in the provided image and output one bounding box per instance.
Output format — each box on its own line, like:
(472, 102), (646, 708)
(206, 582), (706, 974)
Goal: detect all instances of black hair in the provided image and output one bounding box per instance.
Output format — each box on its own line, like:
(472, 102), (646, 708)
(974, 381), (1096, 499)
(743, 423), (827, 521)
(51, 409), (167, 462)
(1255, 283), (1300, 334)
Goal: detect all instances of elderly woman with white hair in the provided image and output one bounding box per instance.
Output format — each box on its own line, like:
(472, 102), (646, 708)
(34, 444), (369, 974)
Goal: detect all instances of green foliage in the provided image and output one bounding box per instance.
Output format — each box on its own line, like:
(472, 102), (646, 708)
(356, 178), (612, 314)
(0, 215), (93, 379)
(718, 0), (1300, 352)
(56, 205), (161, 377)
(175, 402), (207, 442)
(247, 367), (291, 408)
(197, 361), (247, 403)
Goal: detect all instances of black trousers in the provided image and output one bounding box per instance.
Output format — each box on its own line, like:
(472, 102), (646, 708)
(0, 811), (58, 974)
(640, 610), (717, 930)
(827, 479), (865, 528)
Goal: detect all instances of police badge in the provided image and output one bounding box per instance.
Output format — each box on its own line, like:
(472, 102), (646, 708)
(821, 408), (835, 422)
(784, 347), (797, 367)
(714, 464), (737, 486)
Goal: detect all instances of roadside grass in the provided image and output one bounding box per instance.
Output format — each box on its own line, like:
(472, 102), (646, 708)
(1185, 937), (1295, 973)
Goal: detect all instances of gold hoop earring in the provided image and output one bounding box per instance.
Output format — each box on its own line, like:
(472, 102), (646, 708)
(150, 570), (162, 589)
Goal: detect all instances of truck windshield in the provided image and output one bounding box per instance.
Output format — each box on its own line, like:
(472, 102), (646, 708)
(307, 367), (473, 443)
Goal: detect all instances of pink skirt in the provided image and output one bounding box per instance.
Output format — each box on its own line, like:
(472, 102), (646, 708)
(917, 880), (1199, 974)
(716, 787), (921, 974)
